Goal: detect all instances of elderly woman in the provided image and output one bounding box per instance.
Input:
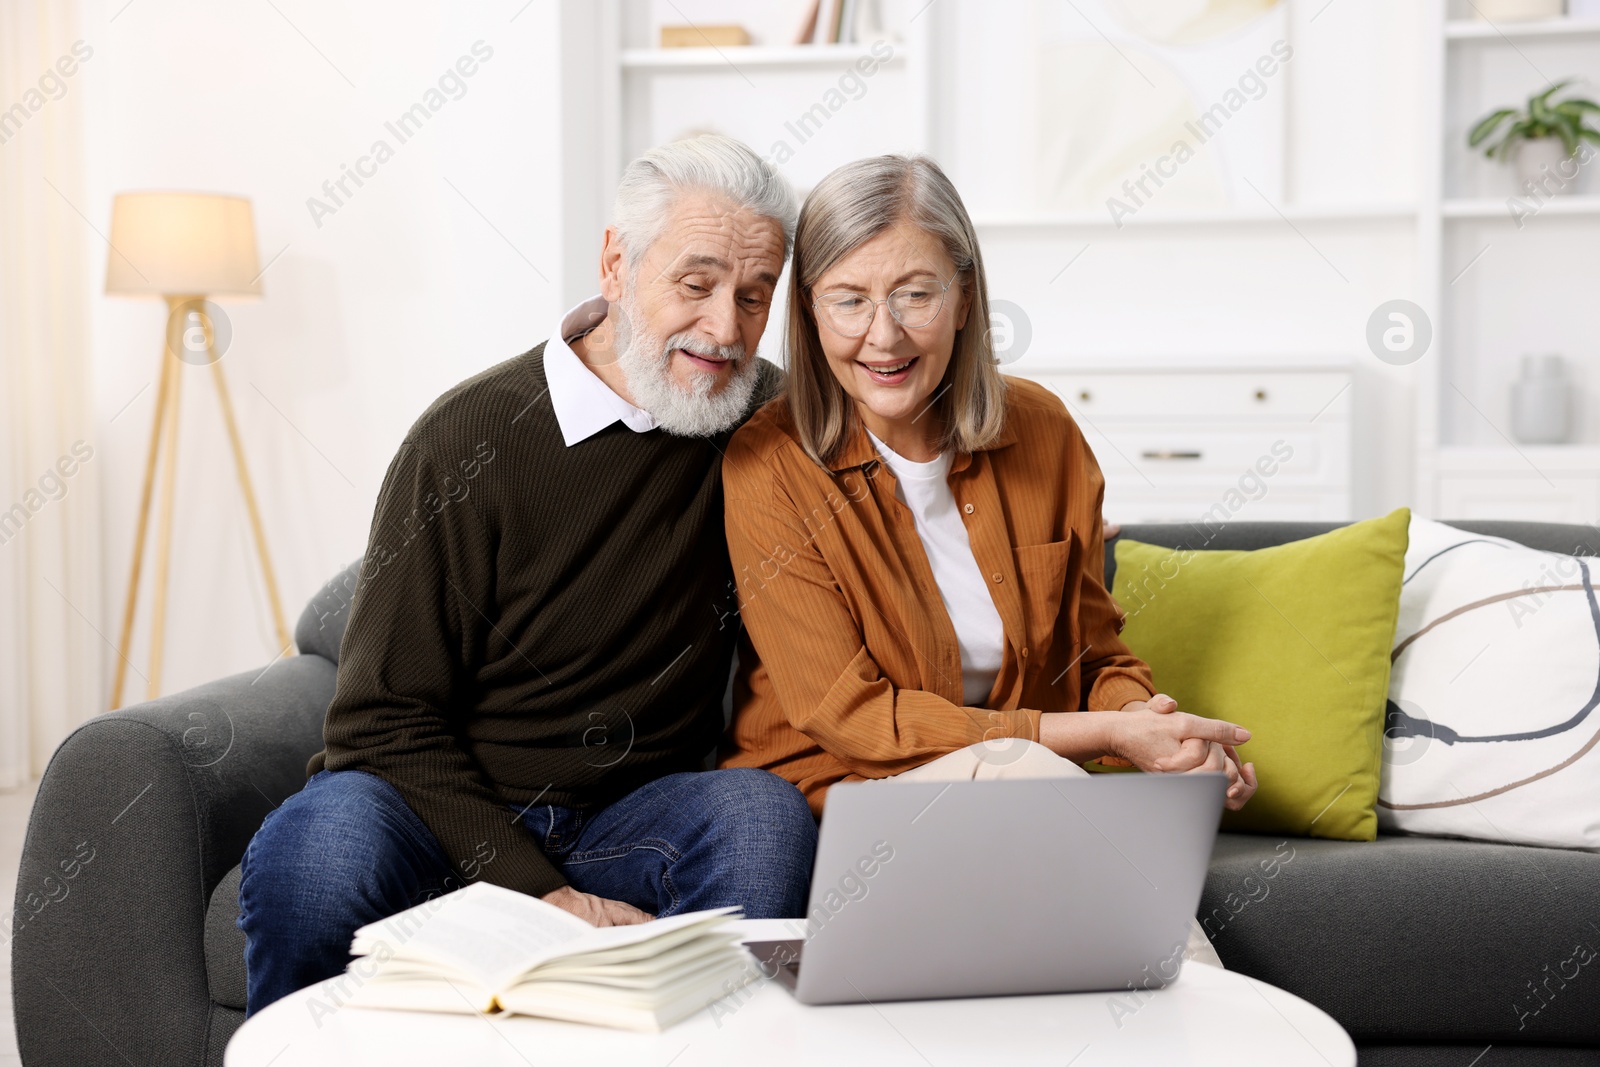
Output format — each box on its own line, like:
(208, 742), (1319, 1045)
(719, 154), (1258, 829)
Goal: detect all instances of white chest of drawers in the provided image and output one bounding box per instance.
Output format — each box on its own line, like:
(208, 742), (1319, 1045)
(1011, 365), (1353, 525)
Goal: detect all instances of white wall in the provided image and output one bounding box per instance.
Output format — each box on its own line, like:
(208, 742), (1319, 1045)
(84, 0), (568, 698)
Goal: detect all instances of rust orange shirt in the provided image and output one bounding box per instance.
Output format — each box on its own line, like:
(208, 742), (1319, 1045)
(717, 376), (1155, 814)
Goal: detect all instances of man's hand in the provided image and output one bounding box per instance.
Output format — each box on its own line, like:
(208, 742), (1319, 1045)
(1119, 693), (1258, 810)
(542, 885), (653, 927)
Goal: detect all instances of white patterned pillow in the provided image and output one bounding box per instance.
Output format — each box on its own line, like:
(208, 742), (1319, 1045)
(1381, 516), (1600, 850)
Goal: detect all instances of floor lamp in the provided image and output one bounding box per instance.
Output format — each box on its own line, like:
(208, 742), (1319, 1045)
(106, 191), (292, 709)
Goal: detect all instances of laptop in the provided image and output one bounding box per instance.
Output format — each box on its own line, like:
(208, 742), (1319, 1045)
(746, 772), (1225, 1005)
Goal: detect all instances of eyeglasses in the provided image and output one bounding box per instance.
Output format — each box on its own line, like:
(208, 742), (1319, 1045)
(811, 272), (960, 338)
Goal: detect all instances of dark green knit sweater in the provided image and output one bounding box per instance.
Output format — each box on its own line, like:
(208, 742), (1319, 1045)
(309, 342), (783, 897)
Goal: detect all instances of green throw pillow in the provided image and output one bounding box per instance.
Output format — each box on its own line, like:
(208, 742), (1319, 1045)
(1109, 508), (1410, 841)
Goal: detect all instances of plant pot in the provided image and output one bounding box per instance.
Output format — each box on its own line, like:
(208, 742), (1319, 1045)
(1472, 0), (1565, 19)
(1515, 136), (1579, 194)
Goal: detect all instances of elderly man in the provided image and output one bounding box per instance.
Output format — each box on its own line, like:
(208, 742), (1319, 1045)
(236, 135), (816, 1015)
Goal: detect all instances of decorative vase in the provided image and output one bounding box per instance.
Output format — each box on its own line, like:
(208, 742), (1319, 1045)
(1473, 0), (1565, 19)
(1515, 136), (1580, 195)
(1511, 354), (1571, 445)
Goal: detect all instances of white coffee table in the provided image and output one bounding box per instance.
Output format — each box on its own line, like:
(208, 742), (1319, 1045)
(226, 920), (1354, 1066)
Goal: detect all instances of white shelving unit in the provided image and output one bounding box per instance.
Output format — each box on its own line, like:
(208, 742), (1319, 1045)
(618, 44), (906, 70)
(1442, 194), (1600, 216)
(599, 0), (935, 199)
(557, 0), (937, 343)
(1416, 0), (1600, 523)
(1444, 15), (1600, 38)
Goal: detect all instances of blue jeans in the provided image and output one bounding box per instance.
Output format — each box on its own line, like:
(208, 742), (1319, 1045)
(237, 767), (816, 1016)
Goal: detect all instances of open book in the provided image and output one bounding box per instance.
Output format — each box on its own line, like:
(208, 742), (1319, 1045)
(339, 882), (754, 1031)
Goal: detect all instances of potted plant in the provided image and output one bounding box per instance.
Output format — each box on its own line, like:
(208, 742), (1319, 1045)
(1469, 79), (1600, 194)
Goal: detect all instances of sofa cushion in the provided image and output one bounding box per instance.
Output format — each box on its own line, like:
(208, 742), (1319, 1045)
(1383, 516), (1600, 850)
(294, 559), (362, 664)
(1202, 832), (1600, 1044)
(205, 864), (248, 1011)
(1112, 510), (1410, 841)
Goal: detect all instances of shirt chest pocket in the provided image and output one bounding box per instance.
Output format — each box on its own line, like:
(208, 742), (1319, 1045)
(1011, 535), (1075, 662)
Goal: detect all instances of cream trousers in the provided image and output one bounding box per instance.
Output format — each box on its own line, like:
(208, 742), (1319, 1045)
(879, 739), (1224, 969)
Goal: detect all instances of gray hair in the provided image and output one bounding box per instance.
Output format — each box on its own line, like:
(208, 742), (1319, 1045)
(611, 135), (798, 270)
(786, 154), (1006, 467)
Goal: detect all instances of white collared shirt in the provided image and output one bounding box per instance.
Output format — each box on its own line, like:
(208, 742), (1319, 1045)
(544, 295), (658, 447)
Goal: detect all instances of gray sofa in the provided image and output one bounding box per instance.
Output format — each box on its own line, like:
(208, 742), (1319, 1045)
(12, 520), (1600, 1064)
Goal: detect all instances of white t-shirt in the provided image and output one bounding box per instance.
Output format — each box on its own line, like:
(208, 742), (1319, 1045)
(866, 430), (1006, 706)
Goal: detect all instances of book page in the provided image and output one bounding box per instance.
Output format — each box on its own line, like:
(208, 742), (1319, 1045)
(352, 884), (594, 991)
(497, 956), (756, 1032)
(350, 883), (741, 993)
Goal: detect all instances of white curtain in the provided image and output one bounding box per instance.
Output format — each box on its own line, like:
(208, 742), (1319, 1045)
(0, 0), (103, 786)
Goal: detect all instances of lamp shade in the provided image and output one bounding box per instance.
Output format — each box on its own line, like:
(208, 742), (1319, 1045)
(105, 191), (263, 298)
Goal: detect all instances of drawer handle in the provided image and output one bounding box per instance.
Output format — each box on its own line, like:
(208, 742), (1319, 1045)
(1078, 389), (1092, 403)
(1141, 450), (1203, 461)
(1254, 388), (1269, 402)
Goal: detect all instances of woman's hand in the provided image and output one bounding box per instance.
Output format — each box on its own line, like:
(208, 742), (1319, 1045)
(1221, 743), (1259, 810)
(1038, 708), (1247, 770)
(1120, 693), (1258, 810)
(1102, 707), (1250, 773)
(1172, 739), (1259, 811)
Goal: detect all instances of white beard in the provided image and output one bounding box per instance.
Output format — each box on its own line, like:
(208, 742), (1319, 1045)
(612, 295), (761, 438)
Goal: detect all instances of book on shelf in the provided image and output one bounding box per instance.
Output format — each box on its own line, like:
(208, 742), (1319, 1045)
(659, 24), (750, 48)
(335, 882), (754, 1032)
(808, 0), (852, 43)
(793, 0), (822, 44)
(795, 0), (886, 46)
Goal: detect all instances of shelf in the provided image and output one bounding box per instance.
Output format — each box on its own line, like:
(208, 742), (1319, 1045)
(1442, 195), (1600, 218)
(1439, 445), (1600, 471)
(1445, 16), (1600, 40)
(972, 204), (1417, 229)
(620, 44), (905, 71)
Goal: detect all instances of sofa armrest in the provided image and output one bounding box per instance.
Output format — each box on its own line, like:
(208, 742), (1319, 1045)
(11, 653), (334, 1067)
